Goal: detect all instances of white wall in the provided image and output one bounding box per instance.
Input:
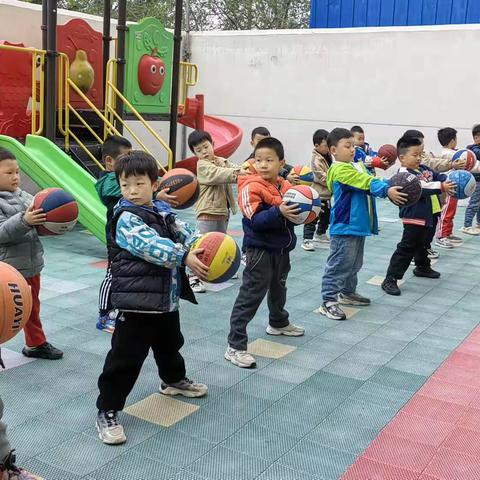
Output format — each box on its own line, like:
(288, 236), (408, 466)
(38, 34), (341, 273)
(188, 26), (480, 165)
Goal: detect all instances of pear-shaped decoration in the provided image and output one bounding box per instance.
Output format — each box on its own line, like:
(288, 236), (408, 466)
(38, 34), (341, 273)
(69, 50), (94, 94)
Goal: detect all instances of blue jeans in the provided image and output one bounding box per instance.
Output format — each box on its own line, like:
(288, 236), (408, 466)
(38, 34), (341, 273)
(321, 235), (365, 303)
(464, 181), (480, 227)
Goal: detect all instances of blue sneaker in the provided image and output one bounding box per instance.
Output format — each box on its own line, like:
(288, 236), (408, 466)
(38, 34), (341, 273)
(96, 310), (117, 333)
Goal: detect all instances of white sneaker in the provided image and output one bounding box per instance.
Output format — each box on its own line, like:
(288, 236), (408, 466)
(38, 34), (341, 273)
(190, 276), (206, 293)
(301, 240), (315, 251)
(160, 377), (208, 398)
(313, 233), (330, 244)
(266, 323), (305, 337)
(96, 410), (127, 445)
(435, 237), (454, 249)
(427, 249), (439, 259)
(460, 226), (480, 236)
(447, 234), (463, 245)
(224, 347), (256, 368)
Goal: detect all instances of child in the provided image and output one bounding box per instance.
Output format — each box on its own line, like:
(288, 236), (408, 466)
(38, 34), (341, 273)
(302, 129), (332, 251)
(381, 137), (456, 296)
(435, 127), (463, 248)
(317, 129), (406, 320)
(245, 126), (271, 161)
(188, 130), (248, 293)
(351, 125), (379, 174)
(96, 136), (178, 331)
(0, 148), (63, 360)
(461, 124), (480, 235)
(96, 151), (208, 445)
(225, 137), (305, 368)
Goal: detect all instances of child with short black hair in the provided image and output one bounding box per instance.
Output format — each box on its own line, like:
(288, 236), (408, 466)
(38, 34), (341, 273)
(318, 129), (406, 321)
(302, 128), (332, 251)
(382, 137), (456, 296)
(96, 150), (208, 445)
(225, 137), (305, 368)
(0, 148), (63, 360)
(461, 124), (480, 235)
(246, 126), (271, 160)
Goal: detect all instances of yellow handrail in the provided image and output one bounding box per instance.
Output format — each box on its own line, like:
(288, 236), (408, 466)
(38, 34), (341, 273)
(0, 44), (45, 135)
(179, 61), (198, 111)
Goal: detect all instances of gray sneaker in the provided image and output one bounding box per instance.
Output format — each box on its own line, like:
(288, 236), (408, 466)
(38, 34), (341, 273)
(96, 410), (126, 445)
(160, 377), (208, 398)
(316, 302), (347, 321)
(224, 347), (256, 368)
(266, 323), (305, 337)
(338, 292), (371, 306)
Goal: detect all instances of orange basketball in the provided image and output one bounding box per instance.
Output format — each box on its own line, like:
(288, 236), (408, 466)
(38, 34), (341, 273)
(159, 168), (199, 209)
(0, 262), (32, 343)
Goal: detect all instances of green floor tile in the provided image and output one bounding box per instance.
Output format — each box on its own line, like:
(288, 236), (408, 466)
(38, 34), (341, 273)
(256, 464), (320, 480)
(369, 366), (427, 392)
(339, 346), (396, 366)
(259, 360), (317, 385)
(231, 373), (297, 401)
(322, 357), (379, 381)
(387, 354), (442, 376)
(349, 380), (413, 410)
(20, 458), (84, 480)
(304, 371), (363, 397)
(357, 335), (408, 354)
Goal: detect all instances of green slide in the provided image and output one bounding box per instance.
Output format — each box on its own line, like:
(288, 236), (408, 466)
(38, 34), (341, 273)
(0, 134), (106, 243)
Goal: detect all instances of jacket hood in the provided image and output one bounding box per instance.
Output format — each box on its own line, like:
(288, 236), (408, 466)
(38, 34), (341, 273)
(113, 198), (173, 215)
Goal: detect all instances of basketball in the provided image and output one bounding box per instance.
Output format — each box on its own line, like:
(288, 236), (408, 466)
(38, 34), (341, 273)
(159, 168), (199, 209)
(283, 185), (322, 225)
(448, 170), (476, 199)
(0, 262), (32, 344)
(388, 172), (422, 207)
(292, 165), (314, 185)
(191, 232), (240, 283)
(33, 188), (79, 236)
(378, 144), (398, 165)
(452, 149), (476, 171)
(241, 158), (257, 173)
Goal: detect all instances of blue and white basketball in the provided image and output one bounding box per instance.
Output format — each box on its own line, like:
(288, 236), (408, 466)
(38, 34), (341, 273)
(451, 149), (476, 171)
(448, 170), (476, 199)
(283, 185), (322, 225)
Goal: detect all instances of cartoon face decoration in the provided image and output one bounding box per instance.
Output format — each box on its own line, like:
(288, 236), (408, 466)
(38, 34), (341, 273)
(138, 53), (166, 96)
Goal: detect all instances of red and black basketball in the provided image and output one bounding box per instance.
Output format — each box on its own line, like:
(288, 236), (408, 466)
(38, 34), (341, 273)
(378, 144), (398, 165)
(158, 168), (199, 209)
(389, 171), (422, 207)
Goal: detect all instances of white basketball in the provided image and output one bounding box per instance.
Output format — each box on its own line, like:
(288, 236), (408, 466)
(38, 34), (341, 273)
(283, 185), (322, 225)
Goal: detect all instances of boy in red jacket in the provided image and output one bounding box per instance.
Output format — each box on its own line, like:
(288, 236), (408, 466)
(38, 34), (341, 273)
(225, 137), (305, 369)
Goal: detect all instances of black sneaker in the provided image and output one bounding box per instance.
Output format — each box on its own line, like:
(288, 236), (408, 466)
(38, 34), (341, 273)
(338, 292), (371, 306)
(413, 267), (441, 279)
(381, 276), (401, 296)
(316, 302), (347, 321)
(22, 342), (63, 360)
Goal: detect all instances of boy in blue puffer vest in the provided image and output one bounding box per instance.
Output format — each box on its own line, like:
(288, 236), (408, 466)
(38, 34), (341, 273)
(95, 151), (209, 445)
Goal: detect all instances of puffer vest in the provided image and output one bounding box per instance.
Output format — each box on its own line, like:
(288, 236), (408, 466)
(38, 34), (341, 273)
(109, 205), (196, 313)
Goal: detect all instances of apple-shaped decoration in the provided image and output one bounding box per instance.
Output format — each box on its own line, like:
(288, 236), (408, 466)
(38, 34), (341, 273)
(138, 48), (166, 96)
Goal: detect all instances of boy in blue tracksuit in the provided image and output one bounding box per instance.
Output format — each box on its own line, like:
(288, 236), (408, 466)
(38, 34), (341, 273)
(95, 151), (209, 445)
(382, 137), (456, 296)
(318, 128), (407, 321)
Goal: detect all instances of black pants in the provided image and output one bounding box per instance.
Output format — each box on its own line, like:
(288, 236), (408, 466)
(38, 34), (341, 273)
(386, 224), (431, 280)
(97, 311), (185, 411)
(304, 200), (330, 240)
(426, 213), (440, 250)
(228, 248), (290, 350)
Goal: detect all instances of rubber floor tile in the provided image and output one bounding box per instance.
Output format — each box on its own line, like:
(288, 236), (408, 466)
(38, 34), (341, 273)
(442, 427), (480, 458)
(417, 377), (478, 406)
(456, 340), (480, 356)
(247, 338), (296, 359)
(402, 394), (469, 424)
(459, 408), (480, 432)
(370, 367), (427, 393)
(341, 457), (419, 480)
(432, 363), (480, 387)
(256, 463), (320, 480)
(423, 447), (480, 479)
(362, 431), (437, 473)
(445, 351), (480, 371)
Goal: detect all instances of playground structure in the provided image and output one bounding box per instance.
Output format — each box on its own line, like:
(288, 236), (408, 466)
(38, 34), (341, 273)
(0, 0), (243, 243)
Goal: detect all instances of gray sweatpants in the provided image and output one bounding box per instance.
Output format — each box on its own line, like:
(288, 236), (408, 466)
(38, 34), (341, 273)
(0, 397), (11, 462)
(228, 247), (290, 350)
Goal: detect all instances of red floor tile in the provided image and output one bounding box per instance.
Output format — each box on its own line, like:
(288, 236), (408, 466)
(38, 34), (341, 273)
(418, 475), (441, 480)
(442, 427), (480, 459)
(403, 394), (468, 424)
(341, 457), (419, 480)
(417, 378), (478, 407)
(456, 341), (480, 357)
(467, 392), (480, 410)
(432, 363), (480, 388)
(459, 408), (480, 432)
(363, 431), (437, 473)
(446, 351), (480, 372)
(423, 447), (480, 480)
(466, 329), (480, 344)
(384, 411), (454, 447)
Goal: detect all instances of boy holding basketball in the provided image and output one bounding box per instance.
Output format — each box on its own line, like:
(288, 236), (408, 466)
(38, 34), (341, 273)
(96, 150), (208, 445)
(381, 137), (456, 296)
(317, 129), (407, 321)
(0, 148), (63, 360)
(461, 124), (480, 235)
(225, 137), (305, 369)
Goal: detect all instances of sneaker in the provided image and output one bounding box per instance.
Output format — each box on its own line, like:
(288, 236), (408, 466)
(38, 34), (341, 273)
(435, 237), (454, 249)
(338, 292), (371, 306)
(301, 240), (316, 251)
(413, 266), (441, 279)
(160, 377), (208, 398)
(96, 410), (126, 445)
(224, 347), (256, 368)
(460, 226), (480, 236)
(96, 310), (117, 333)
(381, 276), (401, 296)
(266, 323), (305, 336)
(447, 234), (463, 245)
(22, 342), (63, 360)
(241, 253), (247, 266)
(427, 249), (439, 259)
(0, 451), (38, 480)
(313, 233), (330, 244)
(315, 302), (347, 321)
(189, 276), (206, 293)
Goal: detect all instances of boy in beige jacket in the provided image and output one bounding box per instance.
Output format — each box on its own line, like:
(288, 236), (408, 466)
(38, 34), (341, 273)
(188, 130), (249, 292)
(302, 129), (332, 251)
